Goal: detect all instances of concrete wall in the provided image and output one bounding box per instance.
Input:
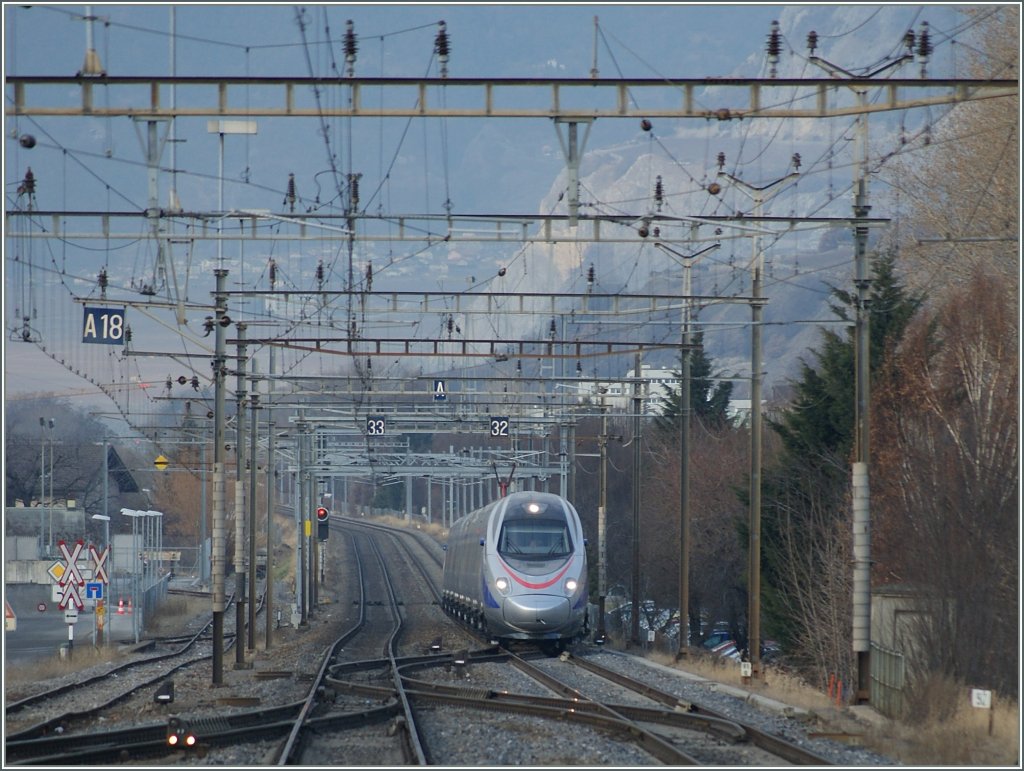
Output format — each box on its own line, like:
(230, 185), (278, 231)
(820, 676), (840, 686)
(4, 536), (40, 561)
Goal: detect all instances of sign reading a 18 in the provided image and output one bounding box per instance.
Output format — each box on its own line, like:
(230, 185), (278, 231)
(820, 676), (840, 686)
(82, 306), (126, 345)
(489, 416), (510, 437)
(366, 416), (386, 435)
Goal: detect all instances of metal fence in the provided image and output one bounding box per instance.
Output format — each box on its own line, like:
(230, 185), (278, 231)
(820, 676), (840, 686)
(870, 641), (905, 719)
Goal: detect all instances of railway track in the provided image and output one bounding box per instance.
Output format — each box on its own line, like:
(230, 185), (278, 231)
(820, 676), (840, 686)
(4, 517), (870, 766)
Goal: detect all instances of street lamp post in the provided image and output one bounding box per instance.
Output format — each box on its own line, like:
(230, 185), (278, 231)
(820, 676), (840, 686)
(39, 417), (55, 555)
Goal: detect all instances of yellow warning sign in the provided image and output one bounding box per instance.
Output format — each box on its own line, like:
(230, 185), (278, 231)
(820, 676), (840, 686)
(47, 560), (65, 583)
(154, 454), (169, 470)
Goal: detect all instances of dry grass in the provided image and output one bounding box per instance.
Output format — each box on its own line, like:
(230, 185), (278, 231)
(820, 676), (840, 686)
(146, 595), (208, 635)
(647, 649), (1019, 766)
(4, 642), (122, 687)
(649, 648), (837, 712)
(6, 595), (212, 691)
(374, 512), (448, 543)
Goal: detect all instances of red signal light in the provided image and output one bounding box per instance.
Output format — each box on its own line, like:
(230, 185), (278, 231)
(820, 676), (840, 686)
(316, 507), (329, 521)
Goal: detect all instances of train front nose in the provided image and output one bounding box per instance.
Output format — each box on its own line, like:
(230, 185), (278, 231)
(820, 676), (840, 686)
(503, 595), (571, 631)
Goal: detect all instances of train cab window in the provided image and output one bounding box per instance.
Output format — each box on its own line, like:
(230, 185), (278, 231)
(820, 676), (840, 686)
(499, 520), (572, 559)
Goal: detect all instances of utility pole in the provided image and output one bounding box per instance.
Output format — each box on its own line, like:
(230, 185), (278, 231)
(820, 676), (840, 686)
(296, 414), (307, 626)
(265, 410), (275, 650)
(308, 424), (318, 612)
(630, 352), (642, 647)
(596, 389), (609, 644)
(807, 34), (921, 704)
(234, 323), (248, 668)
(247, 387), (259, 651)
(851, 88), (873, 706)
(211, 268), (228, 685)
(654, 239), (719, 657)
(717, 165), (798, 680)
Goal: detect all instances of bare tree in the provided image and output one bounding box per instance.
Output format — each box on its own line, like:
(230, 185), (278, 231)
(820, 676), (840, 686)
(881, 6), (1019, 300)
(768, 458), (855, 688)
(873, 269), (1018, 694)
(643, 414), (749, 641)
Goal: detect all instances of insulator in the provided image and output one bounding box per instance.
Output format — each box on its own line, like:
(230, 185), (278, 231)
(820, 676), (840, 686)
(587, 264), (595, 285)
(98, 267), (108, 291)
(654, 175), (664, 210)
(191, 376), (200, 391)
(18, 167), (35, 196)
(268, 259), (276, 288)
(792, 152), (801, 170)
(434, 21), (449, 76)
(807, 30), (818, 54)
(165, 376), (172, 391)
(576, 361), (583, 376)
(316, 261), (324, 285)
(348, 173), (360, 208)
(917, 21), (932, 59)
(284, 173), (296, 212)
(903, 29), (916, 55)
(366, 262), (373, 290)
(366, 357), (372, 371)
(343, 19), (358, 68)
(767, 20), (781, 76)
(124, 326), (132, 343)
(447, 314), (454, 334)
(549, 318), (557, 338)
(717, 151), (726, 170)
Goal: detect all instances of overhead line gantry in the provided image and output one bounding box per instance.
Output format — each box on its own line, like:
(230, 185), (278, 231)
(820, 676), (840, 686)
(7, 75), (1017, 119)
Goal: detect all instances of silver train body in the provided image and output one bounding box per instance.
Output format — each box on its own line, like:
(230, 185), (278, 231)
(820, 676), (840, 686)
(441, 491), (589, 648)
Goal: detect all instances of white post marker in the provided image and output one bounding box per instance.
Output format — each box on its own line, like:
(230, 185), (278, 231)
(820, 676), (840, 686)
(4, 599), (15, 632)
(970, 688), (994, 736)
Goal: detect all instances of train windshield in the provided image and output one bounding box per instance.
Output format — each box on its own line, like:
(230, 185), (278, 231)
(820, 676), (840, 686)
(498, 519), (573, 559)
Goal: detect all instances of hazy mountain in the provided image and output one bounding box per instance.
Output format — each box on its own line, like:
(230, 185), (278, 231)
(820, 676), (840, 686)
(3, 4), (965, 404)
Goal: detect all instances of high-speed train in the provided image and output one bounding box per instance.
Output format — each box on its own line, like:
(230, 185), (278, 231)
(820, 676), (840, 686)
(441, 491), (590, 651)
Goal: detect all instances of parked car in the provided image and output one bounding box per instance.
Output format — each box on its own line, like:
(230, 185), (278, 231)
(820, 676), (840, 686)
(701, 630), (734, 650)
(605, 600), (678, 638)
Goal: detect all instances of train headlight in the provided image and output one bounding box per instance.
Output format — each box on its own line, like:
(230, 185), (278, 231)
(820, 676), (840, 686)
(495, 576), (511, 595)
(564, 578), (578, 593)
